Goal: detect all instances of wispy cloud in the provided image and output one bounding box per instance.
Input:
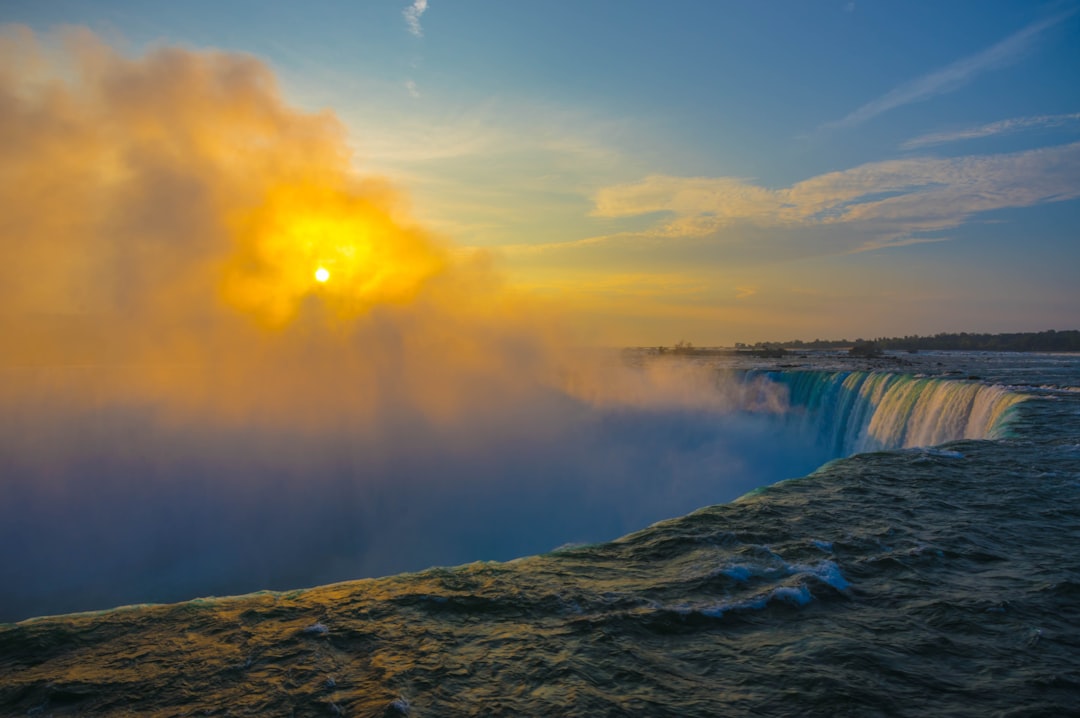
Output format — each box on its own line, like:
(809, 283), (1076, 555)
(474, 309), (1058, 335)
(404, 0), (429, 37)
(515, 141), (1080, 258)
(901, 112), (1080, 149)
(405, 78), (420, 98)
(824, 9), (1075, 130)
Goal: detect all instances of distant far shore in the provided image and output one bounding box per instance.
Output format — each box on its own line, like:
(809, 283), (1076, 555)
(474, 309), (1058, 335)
(647, 330), (1080, 356)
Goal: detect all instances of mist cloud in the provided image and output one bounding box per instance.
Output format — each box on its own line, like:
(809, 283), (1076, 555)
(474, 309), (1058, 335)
(0, 24), (570, 427)
(0, 27), (812, 622)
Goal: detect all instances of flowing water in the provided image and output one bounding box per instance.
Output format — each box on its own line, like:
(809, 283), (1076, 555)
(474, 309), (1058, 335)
(2, 352), (1078, 716)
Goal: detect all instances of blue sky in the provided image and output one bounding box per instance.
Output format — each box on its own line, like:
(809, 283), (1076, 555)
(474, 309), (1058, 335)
(4, 0), (1079, 343)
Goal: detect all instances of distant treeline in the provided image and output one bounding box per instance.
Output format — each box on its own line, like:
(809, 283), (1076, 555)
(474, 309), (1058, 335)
(741, 330), (1080, 352)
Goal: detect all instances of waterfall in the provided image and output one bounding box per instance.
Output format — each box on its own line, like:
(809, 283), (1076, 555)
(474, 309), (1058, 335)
(752, 371), (1027, 456)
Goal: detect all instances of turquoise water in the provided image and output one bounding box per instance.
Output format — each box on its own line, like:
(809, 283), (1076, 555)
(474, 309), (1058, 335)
(1, 352), (1079, 715)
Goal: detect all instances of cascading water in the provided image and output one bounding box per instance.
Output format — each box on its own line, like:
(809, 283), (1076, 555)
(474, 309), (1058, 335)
(750, 370), (1027, 456)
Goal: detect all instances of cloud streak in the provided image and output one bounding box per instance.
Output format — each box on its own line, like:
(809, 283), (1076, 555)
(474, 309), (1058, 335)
(512, 141), (1080, 258)
(901, 112), (1080, 149)
(404, 0), (429, 37)
(825, 10), (1074, 130)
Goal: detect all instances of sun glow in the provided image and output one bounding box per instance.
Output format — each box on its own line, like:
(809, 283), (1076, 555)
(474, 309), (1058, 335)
(221, 184), (448, 327)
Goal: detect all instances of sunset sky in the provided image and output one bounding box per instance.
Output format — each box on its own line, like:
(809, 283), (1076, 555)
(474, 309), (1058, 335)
(4, 0), (1079, 345)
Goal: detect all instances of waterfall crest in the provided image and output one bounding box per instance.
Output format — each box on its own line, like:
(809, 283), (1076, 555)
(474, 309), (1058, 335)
(754, 371), (1027, 455)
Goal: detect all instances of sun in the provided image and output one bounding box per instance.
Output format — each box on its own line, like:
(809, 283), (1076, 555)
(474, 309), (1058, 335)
(221, 182), (449, 326)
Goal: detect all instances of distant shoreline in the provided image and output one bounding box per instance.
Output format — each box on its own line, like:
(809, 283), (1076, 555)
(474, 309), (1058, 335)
(648, 329), (1080, 355)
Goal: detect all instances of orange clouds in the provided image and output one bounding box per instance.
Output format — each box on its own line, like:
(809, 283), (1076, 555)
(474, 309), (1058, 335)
(0, 26), (556, 427)
(0, 26), (784, 431)
(221, 181), (447, 327)
(0, 25), (450, 325)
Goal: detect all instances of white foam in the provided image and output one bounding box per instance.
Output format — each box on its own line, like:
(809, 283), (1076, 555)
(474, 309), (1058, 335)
(387, 697), (412, 715)
(806, 560), (850, 591)
(771, 585), (814, 606)
(695, 583), (814, 618)
(721, 565), (753, 582)
(679, 560), (848, 620)
(301, 622), (329, 635)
